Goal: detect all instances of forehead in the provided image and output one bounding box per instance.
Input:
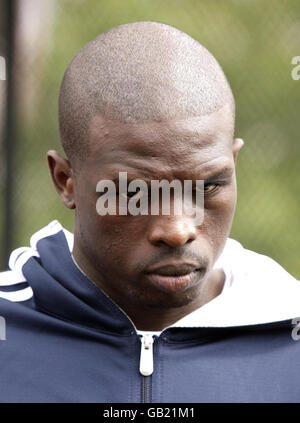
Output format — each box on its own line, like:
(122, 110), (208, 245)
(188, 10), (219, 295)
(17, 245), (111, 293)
(87, 104), (234, 177)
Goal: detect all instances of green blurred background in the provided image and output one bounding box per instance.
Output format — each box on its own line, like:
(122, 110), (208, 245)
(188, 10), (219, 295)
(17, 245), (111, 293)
(1, 0), (300, 277)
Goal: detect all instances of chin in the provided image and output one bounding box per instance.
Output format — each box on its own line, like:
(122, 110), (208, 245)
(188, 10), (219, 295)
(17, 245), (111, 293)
(142, 285), (202, 310)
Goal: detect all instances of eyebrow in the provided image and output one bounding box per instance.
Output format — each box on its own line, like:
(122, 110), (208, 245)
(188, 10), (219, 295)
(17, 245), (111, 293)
(104, 156), (234, 183)
(109, 166), (234, 186)
(202, 167), (234, 182)
(111, 173), (154, 185)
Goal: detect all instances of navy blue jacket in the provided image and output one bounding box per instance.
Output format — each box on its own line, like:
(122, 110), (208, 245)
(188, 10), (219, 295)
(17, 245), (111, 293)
(0, 221), (300, 402)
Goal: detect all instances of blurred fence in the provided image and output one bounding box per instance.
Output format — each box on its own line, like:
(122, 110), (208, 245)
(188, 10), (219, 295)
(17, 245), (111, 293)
(1, 0), (300, 278)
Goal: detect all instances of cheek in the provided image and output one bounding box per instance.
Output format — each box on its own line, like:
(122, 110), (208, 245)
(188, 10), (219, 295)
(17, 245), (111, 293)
(201, 189), (237, 260)
(205, 181), (237, 223)
(77, 194), (148, 265)
(75, 176), (149, 255)
(95, 217), (152, 278)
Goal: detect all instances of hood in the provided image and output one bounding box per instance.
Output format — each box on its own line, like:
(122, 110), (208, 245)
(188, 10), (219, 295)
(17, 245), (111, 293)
(2, 220), (300, 331)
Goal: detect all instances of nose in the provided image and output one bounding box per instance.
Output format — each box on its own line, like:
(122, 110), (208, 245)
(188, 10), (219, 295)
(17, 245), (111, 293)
(147, 215), (197, 248)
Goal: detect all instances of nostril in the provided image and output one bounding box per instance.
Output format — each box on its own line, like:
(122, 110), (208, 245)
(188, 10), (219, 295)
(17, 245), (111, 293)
(150, 232), (196, 248)
(186, 237), (195, 244)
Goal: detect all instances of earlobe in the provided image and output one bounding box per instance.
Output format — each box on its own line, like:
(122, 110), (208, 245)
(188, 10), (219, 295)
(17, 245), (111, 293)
(233, 138), (244, 163)
(47, 150), (76, 209)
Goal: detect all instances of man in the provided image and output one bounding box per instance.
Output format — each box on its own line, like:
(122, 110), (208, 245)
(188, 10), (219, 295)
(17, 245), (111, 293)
(1, 21), (300, 403)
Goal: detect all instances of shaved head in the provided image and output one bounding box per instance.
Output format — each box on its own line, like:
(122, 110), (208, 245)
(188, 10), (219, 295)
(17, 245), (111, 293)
(59, 21), (235, 166)
(50, 21), (243, 328)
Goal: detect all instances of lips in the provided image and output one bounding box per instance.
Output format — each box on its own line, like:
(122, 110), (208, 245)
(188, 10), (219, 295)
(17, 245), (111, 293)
(143, 262), (205, 293)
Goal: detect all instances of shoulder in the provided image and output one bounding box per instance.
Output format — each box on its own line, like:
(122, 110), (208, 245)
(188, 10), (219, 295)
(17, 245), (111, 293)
(211, 238), (300, 325)
(0, 269), (33, 303)
(219, 237), (298, 286)
(0, 220), (72, 306)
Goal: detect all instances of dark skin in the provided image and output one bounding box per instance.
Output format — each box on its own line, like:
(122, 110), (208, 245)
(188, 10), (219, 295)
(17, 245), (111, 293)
(47, 103), (243, 331)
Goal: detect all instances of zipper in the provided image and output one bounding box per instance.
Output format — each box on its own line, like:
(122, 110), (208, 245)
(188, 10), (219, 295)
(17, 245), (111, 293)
(139, 333), (154, 376)
(139, 333), (155, 402)
(142, 376), (151, 403)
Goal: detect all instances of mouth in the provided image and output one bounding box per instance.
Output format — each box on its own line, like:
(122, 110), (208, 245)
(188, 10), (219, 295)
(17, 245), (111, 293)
(143, 263), (206, 293)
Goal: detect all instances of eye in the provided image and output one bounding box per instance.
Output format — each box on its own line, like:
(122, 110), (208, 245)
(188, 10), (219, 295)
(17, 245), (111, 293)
(120, 187), (145, 200)
(193, 182), (222, 196)
(203, 183), (220, 194)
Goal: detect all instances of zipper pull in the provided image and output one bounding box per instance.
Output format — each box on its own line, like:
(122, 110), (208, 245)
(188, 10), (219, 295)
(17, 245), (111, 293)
(139, 333), (154, 376)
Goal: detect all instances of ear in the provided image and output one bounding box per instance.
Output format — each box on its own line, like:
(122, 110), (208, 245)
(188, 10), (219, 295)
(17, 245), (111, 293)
(232, 138), (244, 164)
(47, 150), (75, 209)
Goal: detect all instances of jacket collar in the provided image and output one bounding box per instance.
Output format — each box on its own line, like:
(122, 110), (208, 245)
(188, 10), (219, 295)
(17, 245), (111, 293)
(18, 222), (135, 335)
(9, 220), (300, 334)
